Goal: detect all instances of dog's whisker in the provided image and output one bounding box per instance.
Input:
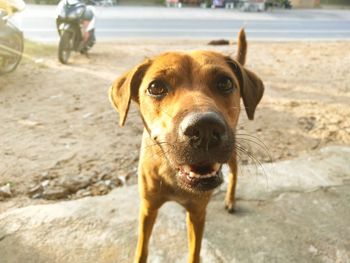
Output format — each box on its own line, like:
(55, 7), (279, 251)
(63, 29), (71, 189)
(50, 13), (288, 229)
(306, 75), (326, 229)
(235, 120), (252, 126)
(235, 143), (261, 166)
(235, 143), (269, 183)
(235, 144), (259, 166)
(236, 133), (266, 146)
(235, 137), (273, 164)
(234, 150), (249, 177)
(148, 144), (172, 156)
(141, 147), (171, 162)
(234, 144), (262, 180)
(158, 106), (173, 119)
(236, 133), (273, 162)
(144, 141), (173, 149)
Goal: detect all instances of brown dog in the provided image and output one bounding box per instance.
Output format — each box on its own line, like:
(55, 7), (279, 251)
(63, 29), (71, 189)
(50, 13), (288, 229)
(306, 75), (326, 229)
(109, 29), (264, 263)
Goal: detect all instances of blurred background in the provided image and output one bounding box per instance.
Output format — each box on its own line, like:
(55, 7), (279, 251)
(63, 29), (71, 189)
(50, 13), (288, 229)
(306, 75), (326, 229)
(10, 0), (350, 42)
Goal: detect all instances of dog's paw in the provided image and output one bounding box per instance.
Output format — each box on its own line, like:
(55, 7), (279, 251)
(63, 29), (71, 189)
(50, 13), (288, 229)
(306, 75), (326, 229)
(224, 199), (236, 214)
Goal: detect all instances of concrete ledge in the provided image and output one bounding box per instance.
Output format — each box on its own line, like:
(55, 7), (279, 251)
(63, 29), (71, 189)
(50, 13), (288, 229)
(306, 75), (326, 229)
(222, 145), (350, 200)
(0, 146), (349, 263)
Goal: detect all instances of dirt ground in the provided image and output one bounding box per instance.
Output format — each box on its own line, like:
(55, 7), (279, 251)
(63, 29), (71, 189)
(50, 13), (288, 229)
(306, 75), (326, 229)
(1, 40), (349, 213)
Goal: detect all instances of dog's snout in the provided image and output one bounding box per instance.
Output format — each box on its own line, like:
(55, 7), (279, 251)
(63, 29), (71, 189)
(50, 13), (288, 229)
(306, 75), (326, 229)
(180, 112), (226, 150)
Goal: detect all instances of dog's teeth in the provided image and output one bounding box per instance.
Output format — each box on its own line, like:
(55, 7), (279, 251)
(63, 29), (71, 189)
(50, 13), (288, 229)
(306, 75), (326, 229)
(181, 163), (221, 180)
(183, 165), (191, 173)
(189, 172), (200, 178)
(201, 172), (214, 178)
(213, 163), (221, 172)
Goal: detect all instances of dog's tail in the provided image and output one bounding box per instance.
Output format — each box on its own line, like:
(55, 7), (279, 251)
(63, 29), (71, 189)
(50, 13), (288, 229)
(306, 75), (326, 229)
(236, 28), (247, 66)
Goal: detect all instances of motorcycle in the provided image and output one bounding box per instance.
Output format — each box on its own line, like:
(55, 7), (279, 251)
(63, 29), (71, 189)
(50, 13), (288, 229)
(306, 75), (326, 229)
(0, 0), (25, 75)
(56, 0), (96, 64)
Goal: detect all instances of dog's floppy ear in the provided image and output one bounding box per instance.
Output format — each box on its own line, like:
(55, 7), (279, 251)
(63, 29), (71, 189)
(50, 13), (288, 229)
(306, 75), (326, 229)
(109, 60), (151, 126)
(227, 61), (264, 120)
(237, 66), (264, 120)
(226, 28), (264, 120)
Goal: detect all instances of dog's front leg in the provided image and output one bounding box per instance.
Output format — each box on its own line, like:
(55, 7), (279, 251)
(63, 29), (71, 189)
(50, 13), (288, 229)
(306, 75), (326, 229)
(134, 200), (159, 263)
(186, 205), (207, 263)
(225, 151), (238, 213)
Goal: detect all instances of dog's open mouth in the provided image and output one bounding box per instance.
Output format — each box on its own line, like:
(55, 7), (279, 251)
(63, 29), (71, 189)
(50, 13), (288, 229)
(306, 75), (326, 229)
(178, 163), (223, 191)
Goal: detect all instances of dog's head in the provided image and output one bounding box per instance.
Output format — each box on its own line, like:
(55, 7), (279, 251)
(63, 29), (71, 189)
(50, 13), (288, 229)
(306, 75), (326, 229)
(109, 29), (264, 192)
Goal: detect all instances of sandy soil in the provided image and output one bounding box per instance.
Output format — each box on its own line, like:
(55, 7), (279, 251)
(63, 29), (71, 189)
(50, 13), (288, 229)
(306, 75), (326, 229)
(1, 40), (349, 212)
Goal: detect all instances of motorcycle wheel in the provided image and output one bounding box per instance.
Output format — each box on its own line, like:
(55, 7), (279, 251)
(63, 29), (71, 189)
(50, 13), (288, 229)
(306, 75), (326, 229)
(0, 33), (24, 75)
(58, 30), (74, 64)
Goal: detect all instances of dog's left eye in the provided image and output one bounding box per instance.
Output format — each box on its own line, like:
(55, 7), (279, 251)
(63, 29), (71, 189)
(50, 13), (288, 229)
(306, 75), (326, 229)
(147, 80), (169, 98)
(216, 77), (235, 94)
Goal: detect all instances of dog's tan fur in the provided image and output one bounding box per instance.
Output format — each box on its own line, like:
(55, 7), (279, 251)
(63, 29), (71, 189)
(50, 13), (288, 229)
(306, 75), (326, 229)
(109, 29), (264, 263)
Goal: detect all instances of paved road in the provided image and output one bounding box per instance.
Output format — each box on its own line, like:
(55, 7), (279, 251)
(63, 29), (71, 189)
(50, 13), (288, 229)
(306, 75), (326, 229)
(15, 5), (350, 41)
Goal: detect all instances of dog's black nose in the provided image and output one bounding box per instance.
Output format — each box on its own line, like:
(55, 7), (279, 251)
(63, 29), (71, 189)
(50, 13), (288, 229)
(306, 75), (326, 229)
(180, 112), (226, 151)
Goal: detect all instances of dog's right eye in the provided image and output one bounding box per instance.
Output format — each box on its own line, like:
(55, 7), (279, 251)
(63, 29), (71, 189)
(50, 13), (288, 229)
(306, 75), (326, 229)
(147, 80), (169, 98)
(216, 76), (235, 95)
